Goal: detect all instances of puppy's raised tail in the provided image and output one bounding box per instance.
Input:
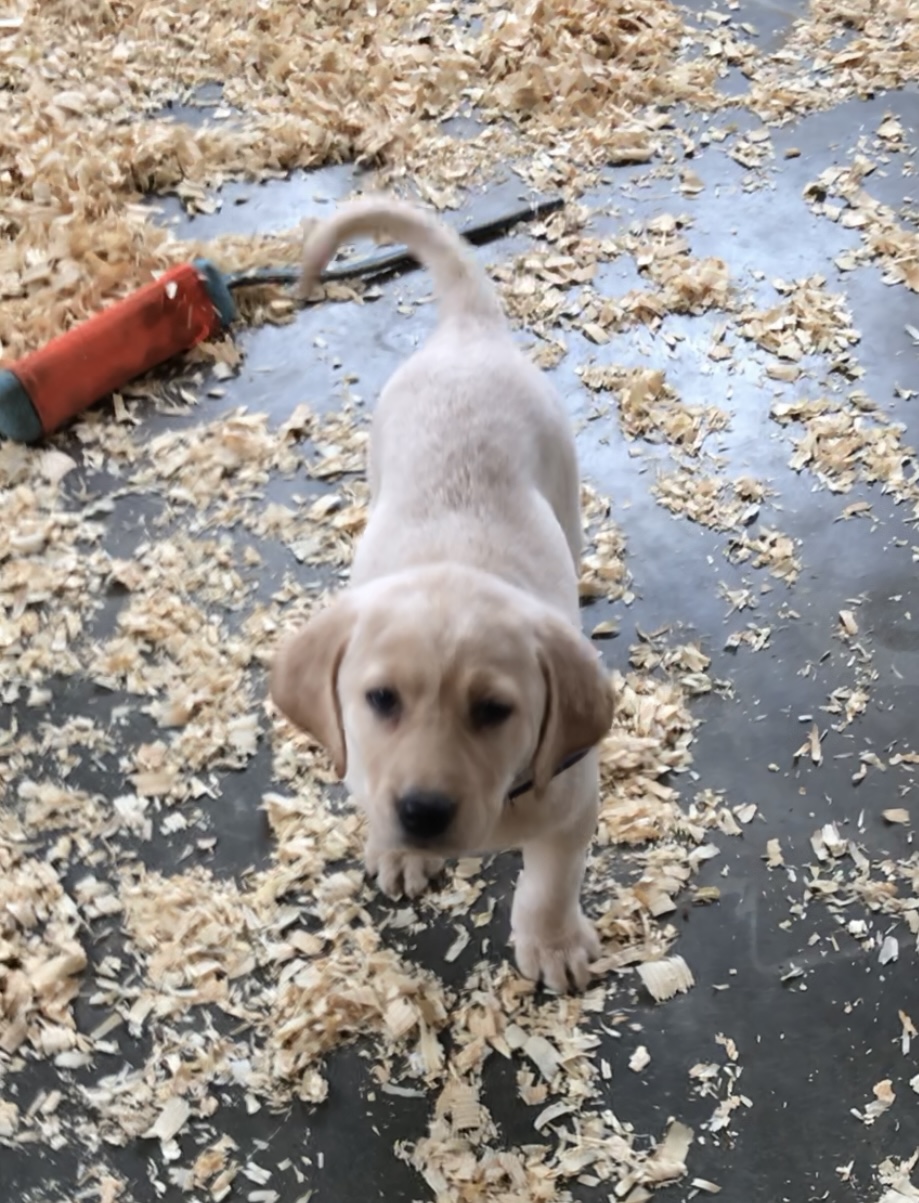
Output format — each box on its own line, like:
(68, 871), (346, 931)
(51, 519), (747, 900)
(299, 196), (505, 327)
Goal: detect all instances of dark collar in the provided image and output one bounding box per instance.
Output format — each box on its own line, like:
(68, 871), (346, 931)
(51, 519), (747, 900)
(506, 748), (591, 801)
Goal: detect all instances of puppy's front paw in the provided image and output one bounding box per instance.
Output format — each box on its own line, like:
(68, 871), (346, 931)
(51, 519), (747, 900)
(365, 845), (445, 899)
(513, 911), (601, 993)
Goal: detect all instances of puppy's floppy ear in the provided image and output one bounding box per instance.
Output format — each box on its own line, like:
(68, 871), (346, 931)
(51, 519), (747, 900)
(270, 597), (356, 778)
(533, 614), (615, 796)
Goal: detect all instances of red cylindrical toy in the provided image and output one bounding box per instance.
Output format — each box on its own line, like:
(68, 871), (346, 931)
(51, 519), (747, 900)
(0, 259), (236, 443)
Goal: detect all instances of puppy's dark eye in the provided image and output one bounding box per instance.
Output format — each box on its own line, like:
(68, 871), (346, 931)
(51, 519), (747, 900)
(470, 699), (513, 730)
(366, 687), (400, 718)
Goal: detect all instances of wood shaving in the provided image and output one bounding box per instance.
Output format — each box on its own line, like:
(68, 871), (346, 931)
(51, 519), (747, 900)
(637, 957), (695, 1003)
(795, 723), (824, 767)
(142, 1096), (191, 1144)
(883, 809), (910, 825)
(628, 1045), (651, 1073)
(839, 609), (859, 636)
(879, 935), (899, 966)
(859, 1079), (896, 1126)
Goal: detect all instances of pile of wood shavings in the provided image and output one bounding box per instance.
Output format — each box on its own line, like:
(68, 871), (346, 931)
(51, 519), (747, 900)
(804, 154), (919, 293)
(580, 366), (730, 454)
(0, 840), (87, 1065)
(738, 275), (860, 368)
(0, 0), (715, 362)
(579, 484), (633, 605)
(0, 0), (911, 359)
(689, 0), (919, 123)
(773, 813), (919, 950)
(653, 472), (769, 533)
(727, 526), (801, 585)
(772, 389), (919, 514)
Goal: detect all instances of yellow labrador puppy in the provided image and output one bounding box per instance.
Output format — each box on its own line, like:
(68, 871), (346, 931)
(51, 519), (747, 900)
(271, 197), (614, 991)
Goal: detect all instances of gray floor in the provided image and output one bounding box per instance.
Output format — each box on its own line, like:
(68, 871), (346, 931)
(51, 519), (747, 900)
(4, 1), (919, 1201)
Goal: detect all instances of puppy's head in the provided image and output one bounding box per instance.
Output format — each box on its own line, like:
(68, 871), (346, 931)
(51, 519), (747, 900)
(270, 566), (613, 854)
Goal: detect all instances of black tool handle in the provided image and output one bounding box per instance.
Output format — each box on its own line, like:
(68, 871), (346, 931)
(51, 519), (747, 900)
(227, 195), (564, 291)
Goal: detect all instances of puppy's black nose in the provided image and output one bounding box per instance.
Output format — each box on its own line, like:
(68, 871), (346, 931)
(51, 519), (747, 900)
(396, 790), (457, 841)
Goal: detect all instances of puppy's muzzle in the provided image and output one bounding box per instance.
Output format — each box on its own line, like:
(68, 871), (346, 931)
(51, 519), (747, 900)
(396, 789), (457, 842)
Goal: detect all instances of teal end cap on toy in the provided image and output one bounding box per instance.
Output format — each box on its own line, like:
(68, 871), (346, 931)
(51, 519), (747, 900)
(194, 258), (238, 328)
(0, 370), (43, 443)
